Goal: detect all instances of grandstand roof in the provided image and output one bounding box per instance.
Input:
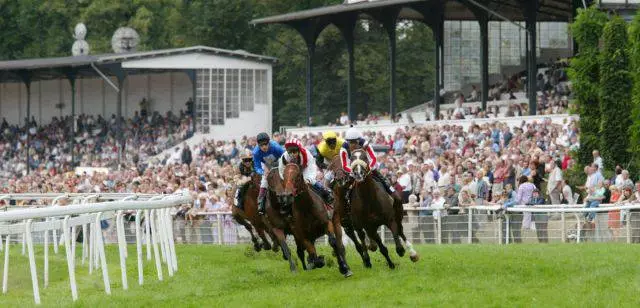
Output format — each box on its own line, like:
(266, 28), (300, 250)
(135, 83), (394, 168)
(251, 0), (574, 25)
(0, 45), (277, 83)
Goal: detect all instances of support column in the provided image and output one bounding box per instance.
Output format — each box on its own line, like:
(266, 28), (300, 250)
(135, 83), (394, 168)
(337, 18), (357, 122)
(19, 71), (32, 175)
(305, 42), (316, 126)
(434, 18), (444, 119)
(114, 73), (127, 166)
(186, 70), (197, 134)
(479, 15), (489, 111)
(65, 70), (77, 169)
(385, 21), (398, 119)
(525, 3), (538, 115)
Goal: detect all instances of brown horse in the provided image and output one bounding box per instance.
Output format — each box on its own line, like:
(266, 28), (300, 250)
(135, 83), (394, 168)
(346, 149), (419, 269)
(264, 163), (352, 277)
(327, 156), (374, 268)
(231, 173), (278, 252)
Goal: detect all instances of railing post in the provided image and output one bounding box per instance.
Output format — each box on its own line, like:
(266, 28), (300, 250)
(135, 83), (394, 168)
(468, 209), (473, 244)
(627, 210), (632, 244)
(497, 215), (503, 245)
(561, 208), (566, 243)
(506, 214), (510, 244)
(217, 214), (224, 245)
(436, 214), (442, 245)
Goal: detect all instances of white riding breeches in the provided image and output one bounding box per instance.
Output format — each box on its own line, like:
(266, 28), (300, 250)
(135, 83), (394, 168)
(278, 158), (318, 186)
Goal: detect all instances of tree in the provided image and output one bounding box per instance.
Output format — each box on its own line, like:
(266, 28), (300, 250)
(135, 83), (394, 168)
(599, 16), (632, 171)
(628, 12), (640, 174)
(568, 6), (607, 167)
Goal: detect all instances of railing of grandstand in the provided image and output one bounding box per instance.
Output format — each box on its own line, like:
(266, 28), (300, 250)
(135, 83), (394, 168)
(0, 193), (191, 304)
(280, 114), (576, 135)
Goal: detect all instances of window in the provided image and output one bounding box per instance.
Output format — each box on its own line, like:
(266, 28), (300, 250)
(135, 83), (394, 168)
(240, 69), (254, 111)
(255, 70), (268, 105)
(225, 69), (239, 118)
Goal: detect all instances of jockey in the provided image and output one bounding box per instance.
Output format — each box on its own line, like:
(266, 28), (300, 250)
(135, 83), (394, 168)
(314, 130), (345, 169)
(280, 138), (335, 205)
(340, 127), (396, 198)
(234, 149), (254, 210)
(253, 132), (285, 215)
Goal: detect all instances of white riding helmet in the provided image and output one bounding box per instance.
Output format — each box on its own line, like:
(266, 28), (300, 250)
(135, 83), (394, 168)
(345, 127), (362, 141)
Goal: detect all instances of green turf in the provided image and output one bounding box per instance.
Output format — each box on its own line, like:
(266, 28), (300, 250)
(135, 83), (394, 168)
(2, 243), (640, 307)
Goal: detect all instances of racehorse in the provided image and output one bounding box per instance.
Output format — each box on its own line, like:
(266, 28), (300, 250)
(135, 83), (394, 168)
(346, 149), (419, 269)
(327, 155), (375, 267)
(231, 173), (278, 252)
(264, 163), (353, 277)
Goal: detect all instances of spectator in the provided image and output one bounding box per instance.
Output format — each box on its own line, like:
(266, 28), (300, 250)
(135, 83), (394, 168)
(181, 144), (193, 166)
(546, 160), (563, 205)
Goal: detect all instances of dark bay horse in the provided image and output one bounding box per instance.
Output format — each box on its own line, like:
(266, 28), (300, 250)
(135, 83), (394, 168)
(264, 163), (352, 277)
(327, 156), (374, 268)
(347, 149), (419, 269)
(231, 173), (278, 252)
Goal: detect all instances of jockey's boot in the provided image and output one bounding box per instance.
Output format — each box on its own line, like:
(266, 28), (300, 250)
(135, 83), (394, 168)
(257, 187), (267, 215)
(234, 188), (243, 209)
(312, 182), (335, 205)
(235, 183), (250, 210)
(371, 169), (395, 194)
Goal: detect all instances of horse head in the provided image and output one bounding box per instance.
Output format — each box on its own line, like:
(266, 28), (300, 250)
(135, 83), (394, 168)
(280, 163), (305, 206)
(349, 149), (370, 183)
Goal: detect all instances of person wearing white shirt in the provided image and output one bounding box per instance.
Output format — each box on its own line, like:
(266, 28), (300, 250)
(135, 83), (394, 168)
(397, 169), (413, 203)
(593, 150), (603, 171)
(430, 190), (446, 219)
(561, 180), (574, 204)
(615, 170), (633, 189)
(546, 160), (563, 205)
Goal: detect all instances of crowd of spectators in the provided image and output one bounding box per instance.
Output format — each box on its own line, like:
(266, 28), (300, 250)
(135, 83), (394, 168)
(2, 94), (640, 243)
(0, 101), (192, 178)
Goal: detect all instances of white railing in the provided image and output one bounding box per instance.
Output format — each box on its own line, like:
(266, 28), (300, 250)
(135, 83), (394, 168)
(0, 193), (191, 305)
(162, 202), (640, 246)
(281, 114), (576, 136)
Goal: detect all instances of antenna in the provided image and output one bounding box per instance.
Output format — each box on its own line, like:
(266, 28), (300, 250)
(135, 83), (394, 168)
(71, 23), (90, 56)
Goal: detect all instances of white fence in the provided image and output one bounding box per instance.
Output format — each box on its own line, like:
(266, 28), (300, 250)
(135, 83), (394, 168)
(0, 193), (192, 305)
(281, 114), (576, 137)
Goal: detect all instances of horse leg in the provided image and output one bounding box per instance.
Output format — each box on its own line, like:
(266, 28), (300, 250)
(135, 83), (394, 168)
(399, 230), (419, 262)
(356, 228), (377, 252)
(388, 220), (405, 257)
(344, 224), (371, 268)
(234, 215), (261, 252)
(294, 239), (308, 270)
(366, 226), (395, 269)
(326, 221), (353, 277)
(300, 238), (324, 270)
(273, 228), (296, 272)
(256, 227), (272, 251)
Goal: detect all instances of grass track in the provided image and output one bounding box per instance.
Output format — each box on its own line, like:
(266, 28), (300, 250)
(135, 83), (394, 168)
(2, 243), (640, 307)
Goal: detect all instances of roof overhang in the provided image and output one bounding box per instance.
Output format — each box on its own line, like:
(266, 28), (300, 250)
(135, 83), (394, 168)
(0, 46), (277, 84)
(251, 0), (573, 26)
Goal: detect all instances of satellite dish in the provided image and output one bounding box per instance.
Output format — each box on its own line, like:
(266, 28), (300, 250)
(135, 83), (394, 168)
(71, 23), (90, 56)
(111, 27), (140, 53)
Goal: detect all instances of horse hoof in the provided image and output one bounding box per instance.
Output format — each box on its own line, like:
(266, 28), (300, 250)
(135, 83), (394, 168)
(253, 243), (262, 252)
(388, 263), (396, 270)
(410, 254), (420, 263)
(396, 247), (406, 257)
(364, 261), (372, 268)
(314, 256), (326, 269)
(262, 242), (272, 251)
(343, 270), (354, 278)
(368, 244), (378, 252)
(282, 254), (289, 261)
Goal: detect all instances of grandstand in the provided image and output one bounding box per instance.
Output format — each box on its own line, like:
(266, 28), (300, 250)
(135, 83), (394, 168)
(0, 46), (276, 142)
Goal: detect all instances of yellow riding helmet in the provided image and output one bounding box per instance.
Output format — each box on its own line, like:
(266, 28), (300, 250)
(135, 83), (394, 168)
(323, 131), (338, 140)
